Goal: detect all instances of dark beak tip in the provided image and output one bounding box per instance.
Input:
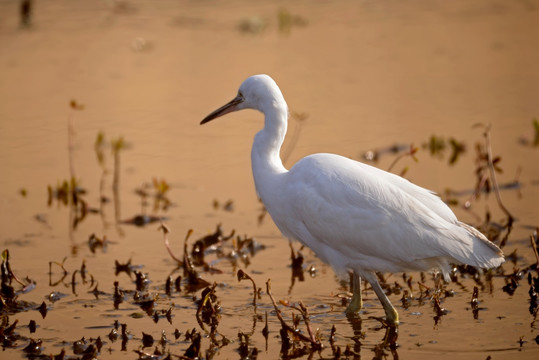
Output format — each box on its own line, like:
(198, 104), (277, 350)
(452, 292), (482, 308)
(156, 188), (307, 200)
(200, 115), (217, 125)
(200, 95), (242, 126)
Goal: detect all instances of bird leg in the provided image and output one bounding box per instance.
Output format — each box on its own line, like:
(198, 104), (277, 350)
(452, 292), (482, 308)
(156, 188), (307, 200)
(363, 272), (399, 327)
(345, 272), (363, 315)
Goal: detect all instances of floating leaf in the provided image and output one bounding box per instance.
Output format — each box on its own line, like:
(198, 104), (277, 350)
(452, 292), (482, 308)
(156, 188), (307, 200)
(23, 338), (42, 354)
(28, 320), (36, 333)
(38, 301), (47, 318)
(142, 332), (154, 348)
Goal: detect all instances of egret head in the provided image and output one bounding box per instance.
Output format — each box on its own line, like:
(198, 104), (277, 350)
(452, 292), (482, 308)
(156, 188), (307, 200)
(200, 74), (284, 124)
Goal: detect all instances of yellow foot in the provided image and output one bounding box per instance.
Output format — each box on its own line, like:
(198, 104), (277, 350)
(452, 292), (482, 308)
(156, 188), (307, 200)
(385, 309), (399, 327)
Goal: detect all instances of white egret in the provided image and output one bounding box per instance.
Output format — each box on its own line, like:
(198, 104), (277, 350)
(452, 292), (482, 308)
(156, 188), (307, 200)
(200, 74), (504, 326)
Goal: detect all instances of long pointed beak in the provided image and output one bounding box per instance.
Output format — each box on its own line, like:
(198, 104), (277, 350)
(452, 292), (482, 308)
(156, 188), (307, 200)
(200, 95), (244, 125)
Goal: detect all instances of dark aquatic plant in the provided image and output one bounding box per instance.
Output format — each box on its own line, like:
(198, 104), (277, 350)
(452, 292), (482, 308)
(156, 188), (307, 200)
(196, 283), (220, 331)
(422, 135), (466, 165)
(265, 279), (323, 352)
(191, 224), (235, 267)
(518, 118), (539, 147)
(1, 250), (36, 312)
(387, 143), (419, 177)
(87, 233), (109, 253)
(237, 269), (260, 307)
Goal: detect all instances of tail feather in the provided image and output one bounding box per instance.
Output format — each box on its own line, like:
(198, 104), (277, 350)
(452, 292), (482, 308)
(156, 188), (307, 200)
(456, 222), (504, 268)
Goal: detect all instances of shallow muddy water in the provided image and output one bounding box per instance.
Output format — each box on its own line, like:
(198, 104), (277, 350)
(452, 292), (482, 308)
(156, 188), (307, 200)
(1, 0), (539, 359)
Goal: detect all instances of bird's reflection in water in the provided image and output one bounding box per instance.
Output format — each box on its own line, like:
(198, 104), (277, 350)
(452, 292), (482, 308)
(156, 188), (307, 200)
(346, 313), (399, 360)
(288, 242), (305, 294)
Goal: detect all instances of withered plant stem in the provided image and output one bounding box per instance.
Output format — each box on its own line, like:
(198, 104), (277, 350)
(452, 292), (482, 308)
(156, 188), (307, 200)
(530, 232), (539, 266)
(67, 112), (76, 182)
(265, 279), (322, 349)
(387, 144), (417, 174)
(71, 269), (78, 295)
(296, 301), (318, 345)
(2, 250), (26, 287)
(111, 138), (124, 236)
(466, 172), (489, 208)
(112, 146), (120, 195)
(49, 258), (68, 275)
(183, 229), (195, 273)
(113, 149), (121, 224)
(237, 270), (257, 306)
(195, 282), (217, 331)
(159, 223), (183, 265)
(483, 125), (514, 221)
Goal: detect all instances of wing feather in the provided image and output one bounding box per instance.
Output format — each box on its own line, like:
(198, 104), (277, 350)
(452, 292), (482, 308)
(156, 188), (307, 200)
(269, 153), (502, 274)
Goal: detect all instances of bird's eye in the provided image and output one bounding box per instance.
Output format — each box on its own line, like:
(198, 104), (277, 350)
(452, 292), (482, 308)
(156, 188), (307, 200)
(238, 91), (243, 98)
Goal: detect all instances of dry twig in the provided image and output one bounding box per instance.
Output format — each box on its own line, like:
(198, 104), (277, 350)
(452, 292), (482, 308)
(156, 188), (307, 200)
(265, 279), (322, 349)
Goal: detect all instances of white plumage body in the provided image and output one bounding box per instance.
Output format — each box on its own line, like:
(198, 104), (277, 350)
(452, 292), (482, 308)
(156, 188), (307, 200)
(255, 151), (502, 279)
(201, 74), (504, 325)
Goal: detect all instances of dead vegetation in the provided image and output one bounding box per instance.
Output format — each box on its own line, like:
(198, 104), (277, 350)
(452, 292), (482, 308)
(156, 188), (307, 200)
(2, 115), (538, 358)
